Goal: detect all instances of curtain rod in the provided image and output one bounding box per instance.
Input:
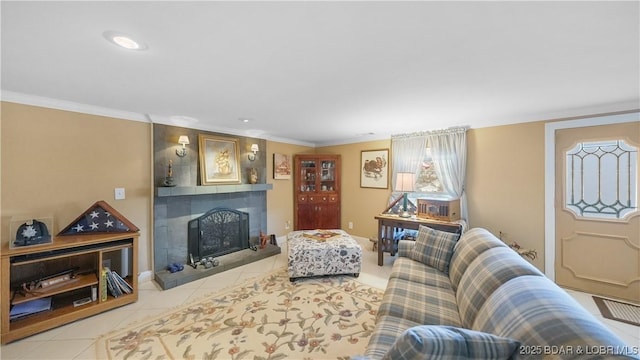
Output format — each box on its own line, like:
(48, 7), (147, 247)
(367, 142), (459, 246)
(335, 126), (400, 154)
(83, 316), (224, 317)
(391, 126), (469, 139)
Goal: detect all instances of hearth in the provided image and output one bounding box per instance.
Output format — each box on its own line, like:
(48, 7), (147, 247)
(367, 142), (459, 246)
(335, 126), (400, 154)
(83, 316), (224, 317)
(188, 207), (249, 263)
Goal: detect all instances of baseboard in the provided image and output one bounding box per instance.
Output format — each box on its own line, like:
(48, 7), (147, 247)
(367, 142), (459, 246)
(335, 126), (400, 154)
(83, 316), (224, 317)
(138, 270), (154, 283)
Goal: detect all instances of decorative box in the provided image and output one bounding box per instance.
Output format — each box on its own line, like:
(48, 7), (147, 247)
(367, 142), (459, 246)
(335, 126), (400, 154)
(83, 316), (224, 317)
(417, 199), (461, 222)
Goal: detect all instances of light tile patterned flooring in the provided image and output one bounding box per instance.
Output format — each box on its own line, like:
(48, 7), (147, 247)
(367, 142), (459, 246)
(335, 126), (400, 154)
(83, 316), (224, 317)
(1, 236), (638, 359)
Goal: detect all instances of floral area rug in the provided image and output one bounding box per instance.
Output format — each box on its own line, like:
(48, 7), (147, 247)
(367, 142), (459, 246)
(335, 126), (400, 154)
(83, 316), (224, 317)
(96, 267), (384, 360)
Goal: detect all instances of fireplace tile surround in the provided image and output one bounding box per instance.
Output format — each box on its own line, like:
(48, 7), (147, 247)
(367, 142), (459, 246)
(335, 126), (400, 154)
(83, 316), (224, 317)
(153, 124), (277, 290)
(153, 190), (280, 289)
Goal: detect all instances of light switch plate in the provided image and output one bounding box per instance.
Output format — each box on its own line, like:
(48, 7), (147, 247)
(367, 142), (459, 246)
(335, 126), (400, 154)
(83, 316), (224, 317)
(114, 187), (125, 200)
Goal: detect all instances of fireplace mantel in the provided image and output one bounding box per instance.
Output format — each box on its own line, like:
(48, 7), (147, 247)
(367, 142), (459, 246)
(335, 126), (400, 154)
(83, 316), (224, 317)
(156, 184), (273, 197)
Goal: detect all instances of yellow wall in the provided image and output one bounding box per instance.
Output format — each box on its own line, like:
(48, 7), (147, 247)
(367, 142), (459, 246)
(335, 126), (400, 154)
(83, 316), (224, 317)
(320, 126), (546, 270)
(265, 141), (314, 235)
(1, 102), (153, 272)
(466, 122), (546, 270)
(2, 101), (550, 273)
(267, 139), (393, 241)
(318, 140), (392, 238)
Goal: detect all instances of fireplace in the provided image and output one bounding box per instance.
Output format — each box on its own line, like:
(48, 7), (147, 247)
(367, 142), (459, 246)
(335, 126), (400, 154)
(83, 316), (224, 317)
(188, 207), (249, 263)
(153, 190), (281, 290)
(152, 125), (278, 290)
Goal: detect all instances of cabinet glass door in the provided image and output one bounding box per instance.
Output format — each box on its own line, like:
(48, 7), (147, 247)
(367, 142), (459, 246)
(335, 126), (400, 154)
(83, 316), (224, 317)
(300, 160), (316, 192)
(319, 160), (336, 192)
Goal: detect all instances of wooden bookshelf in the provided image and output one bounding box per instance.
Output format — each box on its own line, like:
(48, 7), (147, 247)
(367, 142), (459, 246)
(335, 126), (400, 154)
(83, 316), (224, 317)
(1, 232), (138, 344)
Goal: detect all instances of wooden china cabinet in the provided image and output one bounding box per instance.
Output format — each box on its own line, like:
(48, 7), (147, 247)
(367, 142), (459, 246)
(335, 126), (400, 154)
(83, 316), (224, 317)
(294, 154), (341, 230)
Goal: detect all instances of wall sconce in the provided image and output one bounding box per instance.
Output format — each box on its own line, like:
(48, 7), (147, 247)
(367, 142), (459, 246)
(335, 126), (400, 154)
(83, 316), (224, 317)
(176, 135), (190, 157)
(248, 144), (259, 161)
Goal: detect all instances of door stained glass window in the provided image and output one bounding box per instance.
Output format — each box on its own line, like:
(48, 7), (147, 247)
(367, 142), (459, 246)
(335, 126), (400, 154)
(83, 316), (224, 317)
(565, 140), (638, 219)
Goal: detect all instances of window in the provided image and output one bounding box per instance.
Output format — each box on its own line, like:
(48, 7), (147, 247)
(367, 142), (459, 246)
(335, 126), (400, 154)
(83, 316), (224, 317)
(415, 148), (444, 193)
(390, 127), (467, 218)
(565, 140), (638, 220)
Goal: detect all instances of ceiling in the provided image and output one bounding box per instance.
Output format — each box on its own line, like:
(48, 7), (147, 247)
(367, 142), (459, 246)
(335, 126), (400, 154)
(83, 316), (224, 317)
(2, 1), (638, 146)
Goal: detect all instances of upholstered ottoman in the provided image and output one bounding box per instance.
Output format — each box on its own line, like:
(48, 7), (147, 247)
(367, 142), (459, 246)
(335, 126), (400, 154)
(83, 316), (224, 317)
(287, 229), (362, 281)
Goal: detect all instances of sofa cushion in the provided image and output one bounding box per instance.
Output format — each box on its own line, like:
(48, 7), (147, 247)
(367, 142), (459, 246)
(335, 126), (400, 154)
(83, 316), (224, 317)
(409, 225), (460, 274)
(456, 246), (543, 328)
(381, 325), (521, 360)
(473, 276), (633, 359)
(364, 315), (424, 359)
(389, 257), (453, 290)
(396, 239), (415, 258)
(377, 277), (462, 326)
(449, 228), (508, 292)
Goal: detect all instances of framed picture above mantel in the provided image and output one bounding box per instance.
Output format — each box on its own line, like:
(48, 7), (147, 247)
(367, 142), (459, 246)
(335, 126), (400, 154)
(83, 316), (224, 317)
(198, 135), (241, 185)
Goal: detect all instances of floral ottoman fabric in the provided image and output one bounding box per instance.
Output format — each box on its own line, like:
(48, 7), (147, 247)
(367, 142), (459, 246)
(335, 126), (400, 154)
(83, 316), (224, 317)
(287, 229), (362, 281)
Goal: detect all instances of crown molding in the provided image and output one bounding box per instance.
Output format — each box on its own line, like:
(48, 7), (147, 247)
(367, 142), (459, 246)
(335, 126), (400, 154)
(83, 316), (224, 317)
(2, 91), (318, 147)
(1, 91), (150, 123)
(148, 114), (316, 147)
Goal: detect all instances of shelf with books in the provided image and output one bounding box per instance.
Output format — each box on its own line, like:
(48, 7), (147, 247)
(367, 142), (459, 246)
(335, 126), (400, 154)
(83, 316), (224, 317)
(102, 268), (133, 298)
(9, 287), (96, 331)
(1, 232), (138, 344)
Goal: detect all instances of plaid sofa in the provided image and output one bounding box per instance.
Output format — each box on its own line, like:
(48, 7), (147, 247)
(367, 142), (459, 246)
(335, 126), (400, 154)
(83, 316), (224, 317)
(364, 228), (636, 359)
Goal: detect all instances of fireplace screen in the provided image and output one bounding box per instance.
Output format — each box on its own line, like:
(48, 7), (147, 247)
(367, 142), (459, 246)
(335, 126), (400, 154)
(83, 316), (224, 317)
(188, 208), (249, 262)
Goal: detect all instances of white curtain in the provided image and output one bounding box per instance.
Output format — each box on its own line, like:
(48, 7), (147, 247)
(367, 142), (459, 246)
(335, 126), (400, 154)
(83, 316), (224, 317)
(426, 127), (468, 220)
(391, 134), (427, 189)
(389, 134), (426, 211)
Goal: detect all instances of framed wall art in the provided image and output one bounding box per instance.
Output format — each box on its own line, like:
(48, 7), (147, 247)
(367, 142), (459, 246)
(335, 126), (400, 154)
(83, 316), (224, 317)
(199, 135), (241, 185)
(360, 148), (389, 189)
(273, 153), (291, 180)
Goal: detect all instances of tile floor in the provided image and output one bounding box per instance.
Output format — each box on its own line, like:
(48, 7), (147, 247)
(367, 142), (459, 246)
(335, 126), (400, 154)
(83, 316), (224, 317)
(1, 236), (638, 359)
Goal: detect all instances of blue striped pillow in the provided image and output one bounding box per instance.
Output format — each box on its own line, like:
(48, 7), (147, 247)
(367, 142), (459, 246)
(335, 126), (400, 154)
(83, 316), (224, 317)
(409, 225), (459, 273)
(381, 325), (520, 360)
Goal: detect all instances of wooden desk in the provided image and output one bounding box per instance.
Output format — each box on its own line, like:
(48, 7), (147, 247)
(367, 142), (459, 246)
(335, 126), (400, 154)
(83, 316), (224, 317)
(375, 214), (464, 266)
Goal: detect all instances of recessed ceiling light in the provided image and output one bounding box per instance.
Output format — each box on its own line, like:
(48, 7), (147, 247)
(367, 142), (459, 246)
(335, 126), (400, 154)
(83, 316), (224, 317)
(239, 118), (253, 123)
(103, 31), (148, 51)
